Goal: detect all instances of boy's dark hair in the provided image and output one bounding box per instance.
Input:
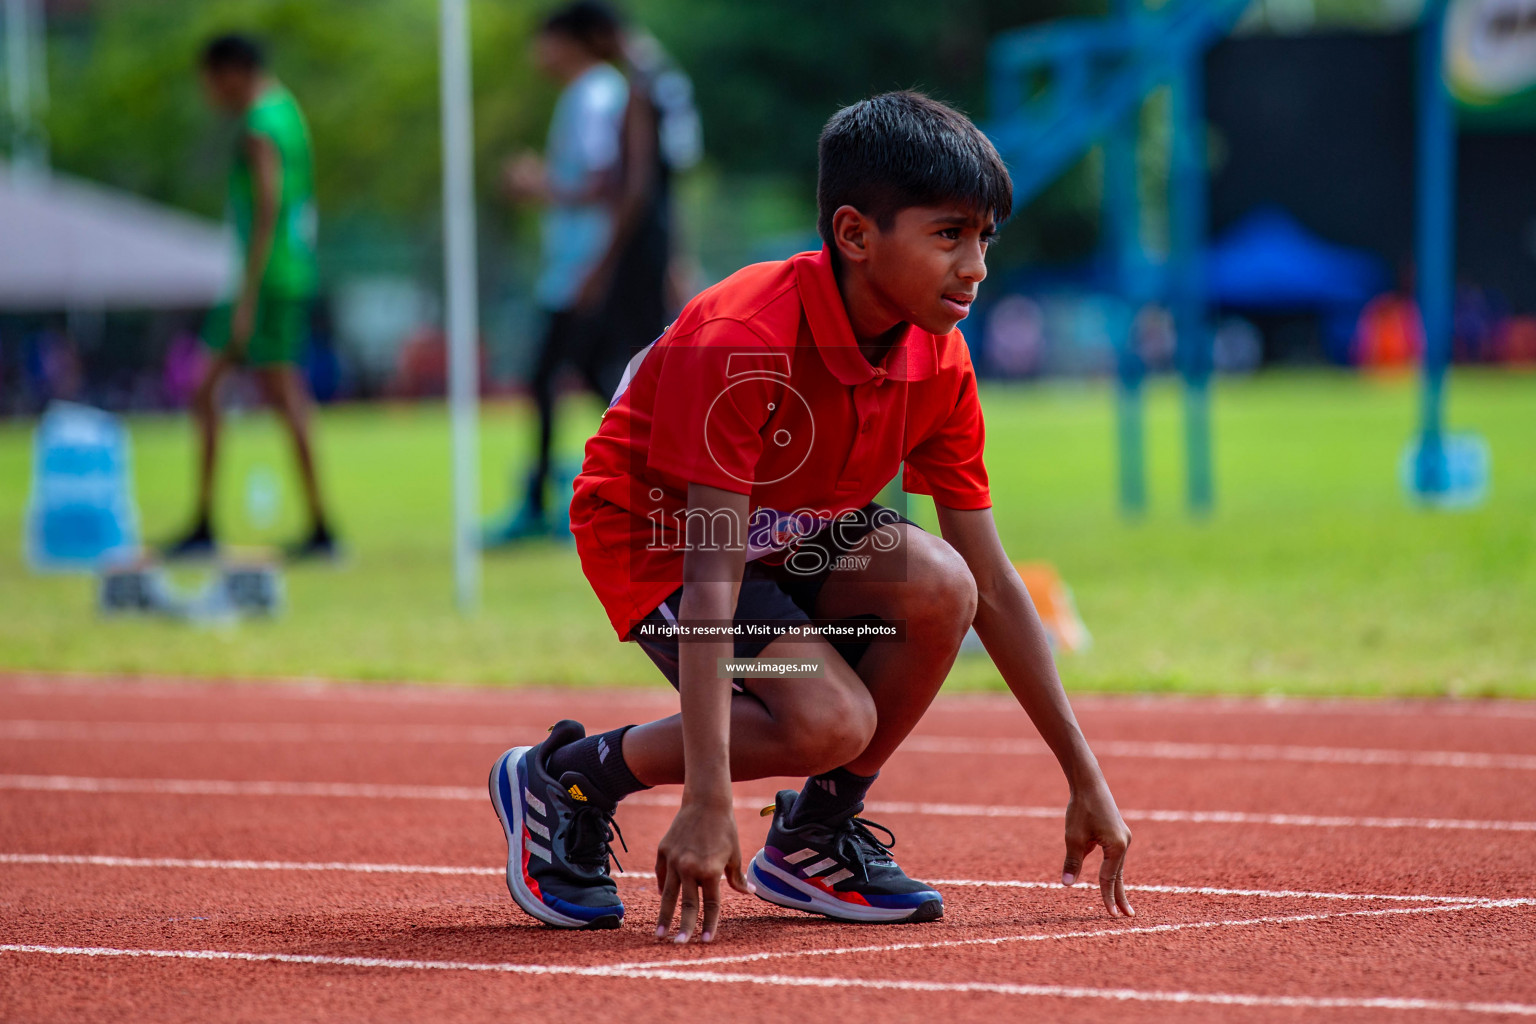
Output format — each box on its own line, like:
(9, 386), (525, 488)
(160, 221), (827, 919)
(817, 91), (1013, 245)
(200, 33), (265, 73)
(540, 1), (624, 62)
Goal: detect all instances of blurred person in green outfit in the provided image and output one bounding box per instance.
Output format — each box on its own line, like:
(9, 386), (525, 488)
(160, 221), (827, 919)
(166, 33), (338, 561)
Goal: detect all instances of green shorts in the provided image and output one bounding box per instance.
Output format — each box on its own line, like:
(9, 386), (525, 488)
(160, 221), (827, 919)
(204, 294), (311, 366)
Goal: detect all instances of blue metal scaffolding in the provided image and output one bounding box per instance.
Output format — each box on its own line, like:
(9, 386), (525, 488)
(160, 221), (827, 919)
(986, 0), (1246, 516)
(986, 0), (1484, 515)
(1407, 0), (1488, 508)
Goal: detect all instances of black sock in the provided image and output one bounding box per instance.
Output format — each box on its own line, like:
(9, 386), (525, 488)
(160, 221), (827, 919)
(785, 766), (878, 828)
(546, 725), (650, 804)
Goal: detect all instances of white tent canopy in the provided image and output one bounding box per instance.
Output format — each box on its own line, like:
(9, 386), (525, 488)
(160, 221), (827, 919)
(0, 163), (233, 310)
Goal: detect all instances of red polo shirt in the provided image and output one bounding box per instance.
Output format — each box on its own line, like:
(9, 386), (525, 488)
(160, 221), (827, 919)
(570, 246), (991, 640)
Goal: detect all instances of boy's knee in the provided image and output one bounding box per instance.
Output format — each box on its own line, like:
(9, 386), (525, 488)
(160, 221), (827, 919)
(779, 681), (876, 774)
(908, 539), (978, 634)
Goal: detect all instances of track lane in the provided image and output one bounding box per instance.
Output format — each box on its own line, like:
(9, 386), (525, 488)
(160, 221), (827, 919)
(3, 679), (1533, 1022)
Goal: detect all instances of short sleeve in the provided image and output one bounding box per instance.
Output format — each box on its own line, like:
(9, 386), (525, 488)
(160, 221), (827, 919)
(644, 324), (779, 495)
(243, 104), (281, 148)
(902, 350), (991, 510)
(573, 72), (627, 173)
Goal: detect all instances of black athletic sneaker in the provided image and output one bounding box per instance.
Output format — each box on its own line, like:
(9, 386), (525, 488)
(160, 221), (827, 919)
(488, 720), (625, 929)
(748, 789), (943, 923)
(283, 527), (342, 564)
(162, 524), (217, 561)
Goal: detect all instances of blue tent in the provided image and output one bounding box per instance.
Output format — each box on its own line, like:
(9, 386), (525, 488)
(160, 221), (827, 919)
(1206, 206), (1386, 312)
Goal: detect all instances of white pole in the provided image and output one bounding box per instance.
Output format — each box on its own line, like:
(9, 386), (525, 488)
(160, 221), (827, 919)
(4, 0), (46, 175)
(4, 0), (28, 129)
(5, 0), (31, 167)
(438, 0), (480, 611)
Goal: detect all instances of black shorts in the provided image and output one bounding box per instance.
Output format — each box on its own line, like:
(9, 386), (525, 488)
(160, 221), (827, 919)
(630, 501), (917, 691)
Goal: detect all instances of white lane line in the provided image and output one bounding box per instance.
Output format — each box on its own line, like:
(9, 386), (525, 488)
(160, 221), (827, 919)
(5, 774), (1535, 834)
(933, 879), (1501, 905)
(609, 898), (1536, 972)
(0, 675), (679, 708)
(6, 674), (1536, 719)
(3, 940), (1533, 1014)
(0, 853), (1499, 905)
(8, 720), (1534, 772)
(0, 774), (484, 802)
(0, 720), (516, 746)
(0, 853), (503, 877)
(905, 735), (1536, 771)
(858, 797), (1536, 834)
(1065, 694), (1536, 721)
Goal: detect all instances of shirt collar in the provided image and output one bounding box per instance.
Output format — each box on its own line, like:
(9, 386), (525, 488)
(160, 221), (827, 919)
(793, 246), (939, 386)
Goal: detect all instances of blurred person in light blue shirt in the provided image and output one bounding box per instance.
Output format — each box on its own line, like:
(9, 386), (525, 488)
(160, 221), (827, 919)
(528, 54), (627, 310)
(494, 2), (630, 543)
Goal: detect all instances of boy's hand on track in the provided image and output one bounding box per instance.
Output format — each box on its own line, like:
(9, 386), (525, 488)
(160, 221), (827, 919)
(1062, 781), (1134, 917)
(654, 799), (751, 944)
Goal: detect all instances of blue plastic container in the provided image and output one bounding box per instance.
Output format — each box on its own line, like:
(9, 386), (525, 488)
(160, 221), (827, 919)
(25, 402), (141, 571)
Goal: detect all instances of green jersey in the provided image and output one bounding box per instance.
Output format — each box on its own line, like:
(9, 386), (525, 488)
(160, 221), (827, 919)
(229, 83), (318, 298)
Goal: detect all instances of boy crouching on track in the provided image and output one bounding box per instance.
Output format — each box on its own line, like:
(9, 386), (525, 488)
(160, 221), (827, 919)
(490, 91), (1133, 943)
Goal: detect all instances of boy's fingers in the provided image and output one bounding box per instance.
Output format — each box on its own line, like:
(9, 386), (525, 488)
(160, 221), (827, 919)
(1114, 871), (1136, 918)
(727, 856), (752, 896)
(674, 879), (700, 944)
(1099, 844), (1129, 917)
(655, 864), (680, 939)
(1062, 843), (1086, 887)
(1099, 865), (1118, 916)
(700, 875), (723, 942)
(1109, 841), (1135, 917)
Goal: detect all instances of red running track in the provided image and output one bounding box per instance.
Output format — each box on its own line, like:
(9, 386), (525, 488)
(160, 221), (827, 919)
(1, 674), (1534, 1022)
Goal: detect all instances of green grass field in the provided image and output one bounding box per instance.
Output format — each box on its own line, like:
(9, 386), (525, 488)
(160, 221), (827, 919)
(2, 370), (1532, 696)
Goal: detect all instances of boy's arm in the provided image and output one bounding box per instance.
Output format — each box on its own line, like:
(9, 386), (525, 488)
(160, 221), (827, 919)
(934, 502), (1135, 917)
(501, 151), (614, 206)
(654, 482), (752, 944)
(230, 131), (282, 359)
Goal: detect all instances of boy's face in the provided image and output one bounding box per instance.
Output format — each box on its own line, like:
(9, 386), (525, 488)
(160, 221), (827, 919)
(533, 30), (590, 82)
(859, 203), (994, 336)
(199, 67), (257, 114)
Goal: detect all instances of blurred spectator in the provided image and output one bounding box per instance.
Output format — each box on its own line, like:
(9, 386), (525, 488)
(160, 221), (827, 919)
(164, 32), (339, 562)
(1452, 282), (1506, 363)
(389, 326), (449, 400)
(388, 326), (489, 400)
(1496, 316), (1536, 364)
(303, 302), (344, 404)
(23, 325), (82, 404)
(486, 1), (695, 546)
(1354, 292), (1423, 370)
(983, 294), (1046, 377)
(486, 2), (629, 545)
(1213, 316), (1264, 374)
(161, 328), (208, 408)
(1134, 305), (1177, 372)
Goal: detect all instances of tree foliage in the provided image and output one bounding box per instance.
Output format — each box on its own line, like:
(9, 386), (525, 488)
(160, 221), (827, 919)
(46, 0), (548, 225)
(44, 0), (1098, 227)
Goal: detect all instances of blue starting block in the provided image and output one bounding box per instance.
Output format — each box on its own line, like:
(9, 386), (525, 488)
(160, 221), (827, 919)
(99, 560), (285, 622)
(25, 402), (141, 571)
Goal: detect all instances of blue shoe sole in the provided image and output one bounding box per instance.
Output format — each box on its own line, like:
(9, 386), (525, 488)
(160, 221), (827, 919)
(748, 850), (943, 924)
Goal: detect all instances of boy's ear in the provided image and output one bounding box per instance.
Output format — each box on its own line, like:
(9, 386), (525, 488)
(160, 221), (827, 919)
(830, 205), (873, 265)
